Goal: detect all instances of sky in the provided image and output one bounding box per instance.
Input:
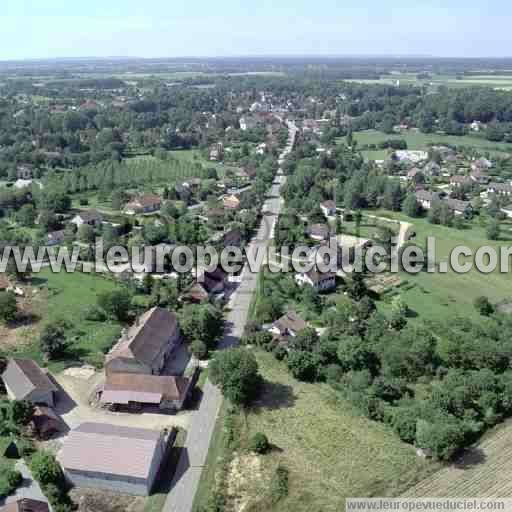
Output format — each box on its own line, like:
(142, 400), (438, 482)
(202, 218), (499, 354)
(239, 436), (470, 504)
(1, 0), (511, 60)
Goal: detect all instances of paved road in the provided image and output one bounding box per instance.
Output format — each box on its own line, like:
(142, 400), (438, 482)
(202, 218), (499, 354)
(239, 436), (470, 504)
(163, 121), (297, 512)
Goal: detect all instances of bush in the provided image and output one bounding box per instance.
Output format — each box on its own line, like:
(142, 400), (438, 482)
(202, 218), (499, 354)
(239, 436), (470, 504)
(0, 465), (23, 498)
(249, 432), (270, 454)
(16, 437), (36, 457)
(6, 469), (22, 489)
(474, 296), (495, 317)
(83, 304), (107, 321)
(30, 450), (64, 487)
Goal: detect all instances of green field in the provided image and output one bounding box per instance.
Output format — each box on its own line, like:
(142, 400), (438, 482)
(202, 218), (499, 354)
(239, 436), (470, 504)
(347, 129), (512, 161)
(10, 268), (122, 371)
(194, 351), (436, 512)
(368, 210), (512, 323)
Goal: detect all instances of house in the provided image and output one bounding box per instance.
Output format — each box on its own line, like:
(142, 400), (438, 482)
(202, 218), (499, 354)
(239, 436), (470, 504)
(2, 359), (57, 407)
(183, 266), (228, 303)
(222, 228), (243, 248)
(407, 168), (424, 181)
(470, 120), (485, 132)
(124, 194), (162, 215)
(13, 179), (33, 189)
(222, 194), (241, 210)
(1, 499), (50, 512)
(209, 142), (224, 161)
(320, 200), (336, 217)
(470, 169), (490, 185)
(29, 405), (64, 440)
(59, 422), (172, 496)
(239, 116), (257, 131)
(100, 373), (193, 411)
(450, 175), (472, 188)
(487, 182), (512, 197)
(444, 198), (472, 216)
(70, 210), (102, 228)
(471, 157), (492, 172)
(269, 311), (308, 338)
(16, 164), (34, 180)
(423, 161), (441, 177)
(106, 307), (181, 376)
(46, 230), (65, 246)
(394, 150), (428, 164)
(501, 204), (512, 219)
(415, 190), (441, 210)
(308, 223), (330, 241)
(295, 269), (336, 292)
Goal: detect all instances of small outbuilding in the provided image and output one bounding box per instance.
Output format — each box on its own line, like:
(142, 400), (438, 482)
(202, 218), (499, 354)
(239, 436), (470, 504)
(2, 359), (57, 407)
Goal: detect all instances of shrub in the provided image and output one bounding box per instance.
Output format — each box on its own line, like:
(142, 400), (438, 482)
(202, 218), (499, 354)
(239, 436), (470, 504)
(249, 432), (270, 454)
(16, 437), (36, 457)
(83, 304), (107, 321)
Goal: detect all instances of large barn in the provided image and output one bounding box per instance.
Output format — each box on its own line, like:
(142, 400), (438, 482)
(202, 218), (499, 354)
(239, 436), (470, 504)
(106, 307), (181, 376)
(2, 359), (57, 407)
(58, 422), (172, 496)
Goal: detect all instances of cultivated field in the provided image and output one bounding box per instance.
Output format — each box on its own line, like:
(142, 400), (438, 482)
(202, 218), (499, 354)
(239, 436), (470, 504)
(403, 419), (512, 497)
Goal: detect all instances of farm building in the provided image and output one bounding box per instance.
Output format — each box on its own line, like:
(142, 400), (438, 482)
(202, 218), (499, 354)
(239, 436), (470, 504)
(2, 359), (57, 407)
(269, 311), (308, 338)
(106, 307), (181, 376)
(59, 423), (172, 496)
(99, 373), (193, 411)
(29, 405), (64, 440)
(1, 499), (50, 512)
(124, 194), (162, 215)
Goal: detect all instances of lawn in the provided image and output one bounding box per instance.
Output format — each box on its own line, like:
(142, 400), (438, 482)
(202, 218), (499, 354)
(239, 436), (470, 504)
(351, 129), (512, 158)
(194, 351), (436, 512)
(367, 210), (512, 323)
(9, 268), (122, 372)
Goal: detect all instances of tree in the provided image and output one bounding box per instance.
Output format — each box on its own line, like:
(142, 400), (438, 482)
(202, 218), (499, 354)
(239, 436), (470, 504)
(209, 348), (261, 406)
(486, 219), (500, 241)
(347, 272), (367, 301)
(286, 350), (321, 382)
(17, 204), (36, 227)
(0, 291), (17, 324)
(415, 418), (464, 460)
(179, 304), (224, 351)
(30, 451), (64, 487)
(402, 193), (420, 218)
(97, 289), (132, 321)
(390, 296), (408, 330)
(289, 327), (318, 352)
(474, 296), (495, 317)
(190, 339), (208, 359)
(78, 224), (95, 243)
(10, 400), (34, 426)
(39, 321), (68, 359)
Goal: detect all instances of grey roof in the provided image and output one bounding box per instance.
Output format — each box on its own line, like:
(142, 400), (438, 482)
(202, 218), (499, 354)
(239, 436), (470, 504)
(1, 499), (50, 512)
(107, 307), (179, 367)
(2, 359), (57, 401)
(59, 422), (163, 480)
(273, 311), (308, 335)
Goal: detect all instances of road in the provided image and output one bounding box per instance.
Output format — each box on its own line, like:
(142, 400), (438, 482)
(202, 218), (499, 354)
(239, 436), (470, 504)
(163, 121), (296, 512)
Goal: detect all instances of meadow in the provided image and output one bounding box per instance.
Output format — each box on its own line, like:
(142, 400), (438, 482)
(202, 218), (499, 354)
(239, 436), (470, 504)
(367, 210), (512, 323)
(194, 351), (436, 512)
(352, 129), (512, 159)
(7, 268), (123, 372)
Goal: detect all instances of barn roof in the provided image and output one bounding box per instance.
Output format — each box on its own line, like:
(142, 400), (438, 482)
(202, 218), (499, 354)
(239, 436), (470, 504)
(59, 422), (163, 480)
(2, 359), (57, 401)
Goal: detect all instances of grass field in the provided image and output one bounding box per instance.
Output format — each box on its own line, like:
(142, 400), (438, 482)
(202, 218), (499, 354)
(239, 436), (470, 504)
(367, 210), (512, 323)
(9, 268), (122, 372)
(351, 129), (512, 159)
(194, 351), (436, 512)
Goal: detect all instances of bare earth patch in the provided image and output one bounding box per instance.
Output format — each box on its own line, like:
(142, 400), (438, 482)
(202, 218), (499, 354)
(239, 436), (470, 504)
(71, 487), (145, 512)
(226, 452), (268, 512)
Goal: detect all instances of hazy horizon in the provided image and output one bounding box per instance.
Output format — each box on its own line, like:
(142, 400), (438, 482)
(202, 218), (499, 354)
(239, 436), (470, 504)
(2, 0), (512, 61)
